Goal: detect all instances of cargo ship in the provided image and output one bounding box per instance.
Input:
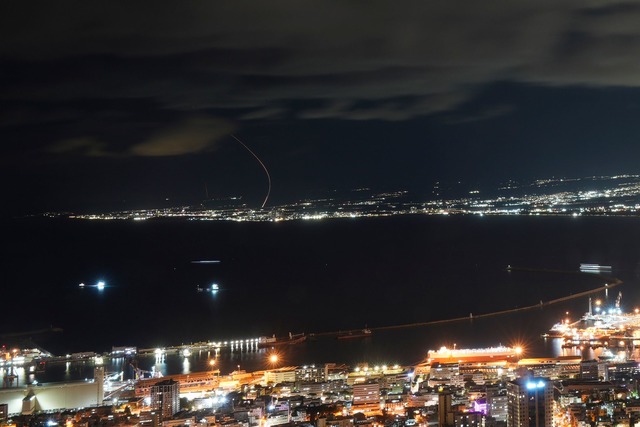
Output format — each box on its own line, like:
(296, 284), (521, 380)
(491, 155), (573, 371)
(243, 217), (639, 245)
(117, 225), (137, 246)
(427, 345), (522, 364)
(258, 333), (306, 348)
(337, 328), (372, 340)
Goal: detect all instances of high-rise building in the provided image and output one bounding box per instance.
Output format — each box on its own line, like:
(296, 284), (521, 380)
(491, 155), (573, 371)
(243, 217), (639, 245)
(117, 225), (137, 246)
(507, 377), (553, 427)
(487, 392), (508, 425)
(95, 366), (105, 404)
(438, 392), (454, 427)
(150, 379), (179, 420)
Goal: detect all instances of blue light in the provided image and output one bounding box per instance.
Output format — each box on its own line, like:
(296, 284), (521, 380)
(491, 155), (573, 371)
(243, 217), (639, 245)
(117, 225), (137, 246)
(526, 380), (546, 390)
(97, 281), (105, 291)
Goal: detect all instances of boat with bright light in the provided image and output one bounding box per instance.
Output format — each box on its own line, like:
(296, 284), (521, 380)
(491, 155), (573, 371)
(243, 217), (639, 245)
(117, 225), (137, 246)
(580, 263), (612, 273)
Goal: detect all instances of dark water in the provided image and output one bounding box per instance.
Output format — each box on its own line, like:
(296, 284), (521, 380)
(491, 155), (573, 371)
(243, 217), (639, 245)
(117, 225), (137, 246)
(2, 215), (640, 379)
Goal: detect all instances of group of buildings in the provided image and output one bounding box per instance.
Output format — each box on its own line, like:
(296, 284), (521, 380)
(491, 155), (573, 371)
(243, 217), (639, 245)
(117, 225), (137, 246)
(4, 345), (640, 427)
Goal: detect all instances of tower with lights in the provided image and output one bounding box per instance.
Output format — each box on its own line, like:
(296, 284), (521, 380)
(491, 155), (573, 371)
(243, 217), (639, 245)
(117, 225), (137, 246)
(506, 377), (553, 427)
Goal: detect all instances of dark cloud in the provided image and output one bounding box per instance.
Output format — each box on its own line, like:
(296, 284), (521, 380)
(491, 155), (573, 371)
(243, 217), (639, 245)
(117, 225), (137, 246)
(4, 0), (640, 131)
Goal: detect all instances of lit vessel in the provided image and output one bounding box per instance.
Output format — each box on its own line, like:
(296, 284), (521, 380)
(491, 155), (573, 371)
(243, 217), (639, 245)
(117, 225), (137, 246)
(545, 294), (640, 346)
(427, 345), (522, 364)
(196, 283), (220, 294)
(580, 263), (612, 273)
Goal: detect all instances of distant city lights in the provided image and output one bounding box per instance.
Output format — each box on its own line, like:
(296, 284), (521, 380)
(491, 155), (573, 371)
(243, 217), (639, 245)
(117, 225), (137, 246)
(60, 175), (640, 223)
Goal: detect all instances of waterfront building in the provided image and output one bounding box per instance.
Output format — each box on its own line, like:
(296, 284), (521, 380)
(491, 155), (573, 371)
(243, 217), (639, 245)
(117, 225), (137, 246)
(150, 380), (180, 420)
(506, 377), (553, 427)
(605, 361), (638, 381)
(265, 366), (297, 384)
(136, 371), (220, 396)
(516, 357), (581, 379)
(0, 380), (103, 415)
(579, 360), (600, 380)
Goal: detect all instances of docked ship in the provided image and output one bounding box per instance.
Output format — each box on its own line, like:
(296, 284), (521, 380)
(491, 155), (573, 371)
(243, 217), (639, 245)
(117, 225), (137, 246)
(258, 333), (306, 348)
(544, 294), (640, 346)
(337, 328), (372, 340)
(427, 345), (522, 364)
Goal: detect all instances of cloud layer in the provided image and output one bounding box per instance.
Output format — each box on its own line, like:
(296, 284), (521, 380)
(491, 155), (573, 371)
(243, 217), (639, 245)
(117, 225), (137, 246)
(2, 1), (640, 156)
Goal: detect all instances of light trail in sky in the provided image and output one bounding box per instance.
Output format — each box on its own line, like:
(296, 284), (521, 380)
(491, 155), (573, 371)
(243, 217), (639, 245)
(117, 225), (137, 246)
(231, 135), (272, 209)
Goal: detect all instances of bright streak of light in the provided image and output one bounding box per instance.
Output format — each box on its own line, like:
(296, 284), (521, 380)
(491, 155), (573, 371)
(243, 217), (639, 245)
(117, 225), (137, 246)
(231, 135), (271, 209)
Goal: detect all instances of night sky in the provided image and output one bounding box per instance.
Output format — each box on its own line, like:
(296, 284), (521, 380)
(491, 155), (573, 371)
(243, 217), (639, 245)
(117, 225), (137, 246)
(2, 1), (640, 216)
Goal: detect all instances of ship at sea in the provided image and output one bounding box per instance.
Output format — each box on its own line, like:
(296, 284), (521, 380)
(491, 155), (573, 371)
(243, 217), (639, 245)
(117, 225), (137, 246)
(257, 333), (306, 348)
(337, 328), (372, 340)
(427, 345), (522, 364)
(579, 263), (613, 273)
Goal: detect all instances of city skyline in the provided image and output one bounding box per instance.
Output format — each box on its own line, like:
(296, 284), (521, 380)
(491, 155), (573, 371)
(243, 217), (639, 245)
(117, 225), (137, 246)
(2, 2), (640, 216)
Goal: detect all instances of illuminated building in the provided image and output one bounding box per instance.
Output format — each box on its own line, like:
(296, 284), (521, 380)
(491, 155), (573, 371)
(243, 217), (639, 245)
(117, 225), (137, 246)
(579, 360), (600, 380)
(150, 379), (179, 420)
(438, 392), (453, 427)
(295, 365), (325, 382)
(352, 381), (380, 407)
(507, 377), (553, 427)
(486, 392), (508, 425)
(139, 411), (161, 427)
(264, 366), (297, 384)
(0, 403), (7, 421)
(454, 411), (482, 427)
